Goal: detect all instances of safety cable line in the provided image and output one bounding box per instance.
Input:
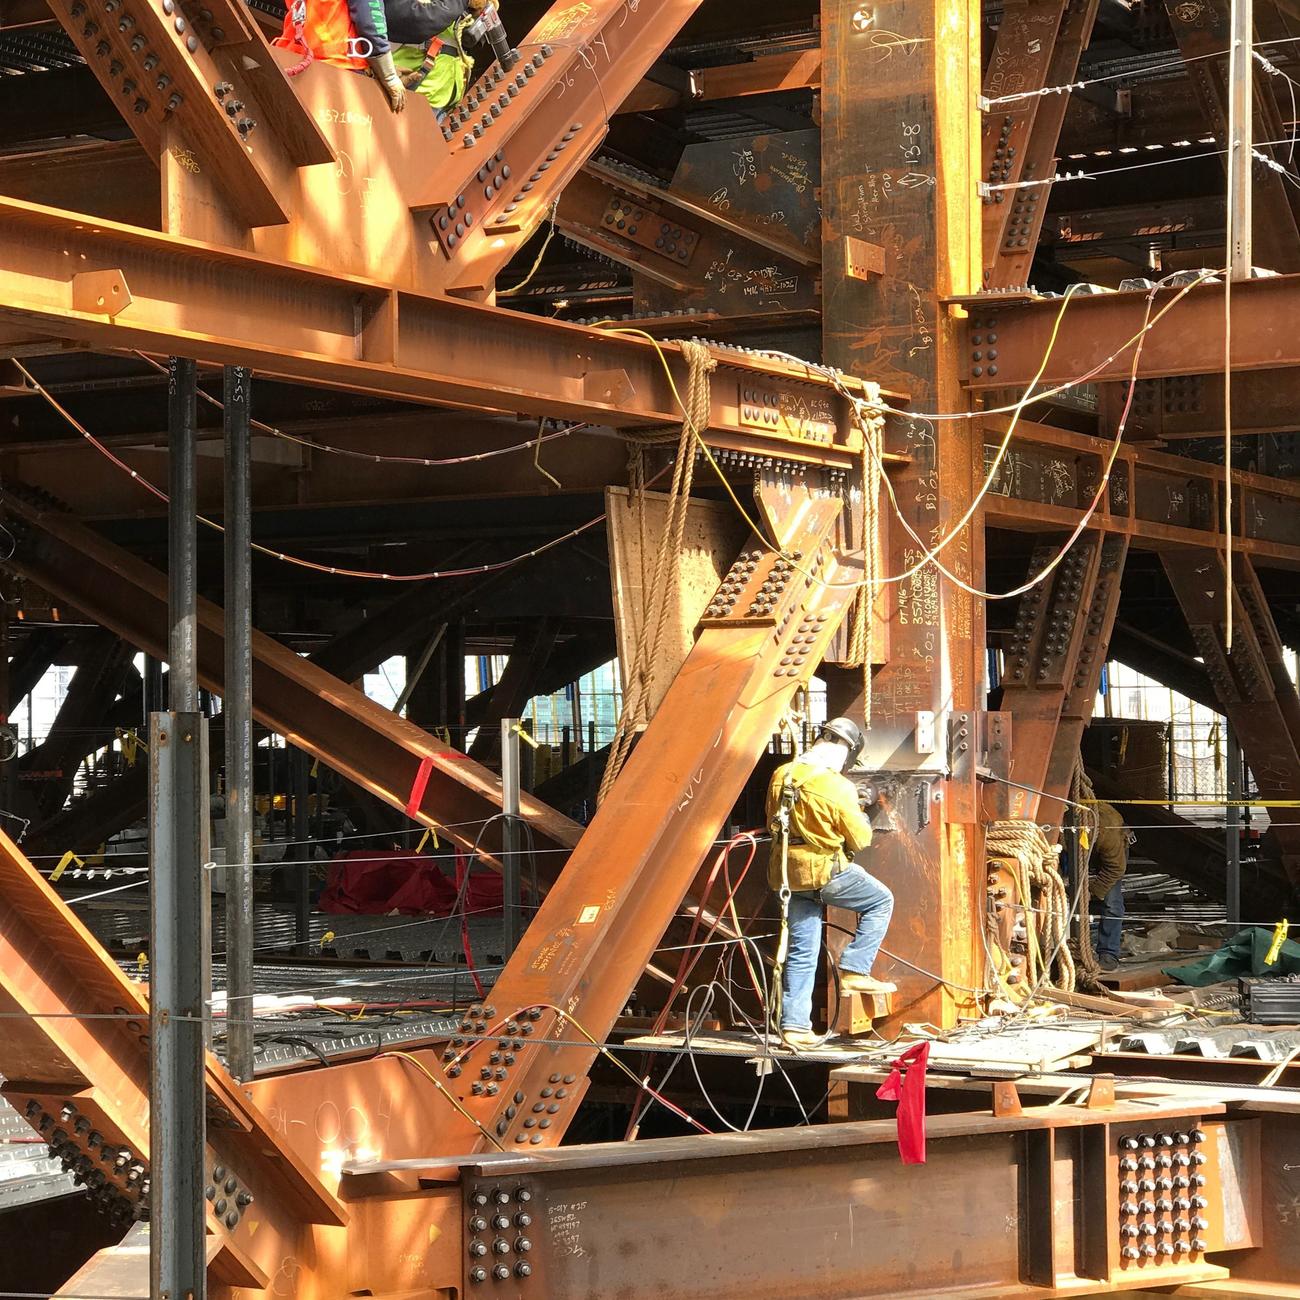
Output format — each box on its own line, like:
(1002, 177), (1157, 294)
(131, 350), (594, 468)
(13, 359), (607, 583)
(981, 32), (1300, 107)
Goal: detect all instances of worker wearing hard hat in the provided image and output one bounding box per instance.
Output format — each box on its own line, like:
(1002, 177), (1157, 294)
(768, 717), (895, 1051)
(1089, 799), (1132, 972)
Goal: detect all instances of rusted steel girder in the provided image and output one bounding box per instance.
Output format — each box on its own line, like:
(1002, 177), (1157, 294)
(981, 415), (1300, 568)
(556, 158), (818, 316)
(2, 490), (582, 864)
(820, 0), (985, 1030)
(999, 532), (1127, 820)
(0, 195), (864, 469)
(1163, 549), (1300, 888)
(336, 1101), (1261, 1298)
(980, 0), (1101, 290)
(959, 274), (1300, 389)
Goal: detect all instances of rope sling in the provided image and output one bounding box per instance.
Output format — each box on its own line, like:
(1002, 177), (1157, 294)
(598, 341), (716, 803)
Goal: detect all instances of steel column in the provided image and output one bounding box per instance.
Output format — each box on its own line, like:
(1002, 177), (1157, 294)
(148, 710), (209, 1300)
(221, 365), (254, 1082)
(1227, 0), (1255, 280)
(167, 357), (198, 713)
(500, 717), (523, 956)
(821, 0), (985, 1028)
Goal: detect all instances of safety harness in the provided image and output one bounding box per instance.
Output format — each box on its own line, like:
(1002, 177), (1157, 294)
(768, 773), (798, 1033)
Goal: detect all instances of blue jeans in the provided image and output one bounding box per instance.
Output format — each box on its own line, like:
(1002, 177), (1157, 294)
(780, 864), (895, 1031)
(1091, 880), (1124, 960)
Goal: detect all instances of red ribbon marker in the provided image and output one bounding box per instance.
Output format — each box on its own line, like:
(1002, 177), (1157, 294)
(875, 1040), (930, 1165)
(405, 755), (435, 818)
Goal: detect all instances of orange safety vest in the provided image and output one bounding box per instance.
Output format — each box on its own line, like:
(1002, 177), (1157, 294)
(273, 0), (369, 70)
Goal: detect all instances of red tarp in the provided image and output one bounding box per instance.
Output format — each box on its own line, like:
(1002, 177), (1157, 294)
(318, 849), (502, 916)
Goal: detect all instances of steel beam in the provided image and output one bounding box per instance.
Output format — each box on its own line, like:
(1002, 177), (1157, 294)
(1163, 549), (1300, 888)
(221, 365), (254, 1082)
(961, 274), (1300, 389)
(343, 1101), (1255, 1298)
(0, 195), (863, 469)
(981, 415), (1300, 569)
(3, 491), (583, 866)
(981, 0), (1101, 290)
(618, 47), (822, 114)
(556, 159), (819, 316)
(999, 532), (1127, 819)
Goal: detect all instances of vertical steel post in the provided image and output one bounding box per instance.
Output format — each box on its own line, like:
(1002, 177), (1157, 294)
(222, 366), (254, 1082)
(150, 712), (209, 1299)
(292, 745), (310, 947)
(1227, 0), (1254, 281)
(168, 357), (199, 712)
(152, 355), (208, 1300)
(501, 718), (522, 954)
(1226, 725), (1244, 926)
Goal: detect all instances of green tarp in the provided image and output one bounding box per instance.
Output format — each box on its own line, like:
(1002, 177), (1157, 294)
(1162, 926), (1300, 987)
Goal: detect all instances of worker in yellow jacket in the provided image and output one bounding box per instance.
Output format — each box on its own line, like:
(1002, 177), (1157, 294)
(768, 717), (895, 1050)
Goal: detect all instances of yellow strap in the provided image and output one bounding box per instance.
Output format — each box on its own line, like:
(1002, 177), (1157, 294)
(50, 850), (82, 882)
(512, 722), (540, 751)
(1265, 919), (1290, 966)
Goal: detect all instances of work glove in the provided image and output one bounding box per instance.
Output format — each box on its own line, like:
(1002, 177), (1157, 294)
(467, 0), (489, 10)
(400, 63), (431, 89)
(367, 51), (407, 113)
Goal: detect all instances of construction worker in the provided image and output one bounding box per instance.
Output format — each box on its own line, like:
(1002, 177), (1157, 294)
(392, 9), (476, 115)
(768, 717), (895, 1050)
(275, 0), (485, 114)
(1089, 799), (1132, 971)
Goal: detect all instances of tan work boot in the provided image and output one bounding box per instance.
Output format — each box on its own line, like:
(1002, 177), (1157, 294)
(840, 971), (897, 995)
(781, 1029), (825, 1052)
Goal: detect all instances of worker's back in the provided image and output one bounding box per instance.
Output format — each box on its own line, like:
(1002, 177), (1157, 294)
(767, 758), (872, 891)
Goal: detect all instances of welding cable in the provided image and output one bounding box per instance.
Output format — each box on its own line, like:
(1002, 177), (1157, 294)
(852, 271), (1161, 601)
(378, 1048), (507, 1150)
(132, 350), (593, 468)
(682, 980), (767, 1132)
(13, 359), (608, 583)
(622, 832), (764, 1138)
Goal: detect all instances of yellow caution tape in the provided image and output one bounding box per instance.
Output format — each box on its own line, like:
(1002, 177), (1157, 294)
(320, 930), (335, 950)
(1266, 919), (1290, 966)
(1079, 828), (1090, 851)
(416, 827), (440, 852)
(512, 722), (540, 751)
(137, 952), (148, 971)
(50, 850), (83, 883)
(310, 758), (319, 778)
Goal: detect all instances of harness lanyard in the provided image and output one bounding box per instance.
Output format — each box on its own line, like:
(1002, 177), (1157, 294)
(769, 776), (797, 1033)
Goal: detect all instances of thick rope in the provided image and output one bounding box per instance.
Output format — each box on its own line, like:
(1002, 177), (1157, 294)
(599, 341), (716, 802)
(987, 819), (1076, 994)
(1069, 758), (1105, 993)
